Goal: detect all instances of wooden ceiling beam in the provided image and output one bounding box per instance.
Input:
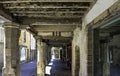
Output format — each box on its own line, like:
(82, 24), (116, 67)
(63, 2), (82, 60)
(33, 25), (78, 32)
(10, 11), (85, 14)
(41, 36), (72, 40)
(32, 23), (78, 26)
(0, 4), (16, 22)
(47, 40), (71, 45)
(37, 31), (73, 37)
(6, 8), (87, 11)
(15, 14), (83, 18)
(0, 0), (94, 3)
(4, 6), (89, 9)
(20, 17), (81, 25)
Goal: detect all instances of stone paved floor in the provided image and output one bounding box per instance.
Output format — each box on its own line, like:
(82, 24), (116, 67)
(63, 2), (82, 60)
(0, 71), (1, 76)
(0, 60), (37, 76)
(21, 60), (37, 76)
(0, 61), (120, 76)
(110, 64), (120, 76)
(46, 58), (71, 76)
(1, 61), (120, 76)
(0, 59), (71, 76)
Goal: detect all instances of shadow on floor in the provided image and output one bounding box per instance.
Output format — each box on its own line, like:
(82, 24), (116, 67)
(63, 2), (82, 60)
(1, 61), (120, 76)
(110, 64), (120, 76)
(21, 60), (37, 76)
(0, 60), (37, 76)
(0, 71), (1, 76)
(45, 58), (71, 76)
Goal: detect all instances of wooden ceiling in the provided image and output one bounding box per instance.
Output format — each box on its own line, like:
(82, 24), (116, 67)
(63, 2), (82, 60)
(0, 0), (95, 24)
(0, 0), (96, 46)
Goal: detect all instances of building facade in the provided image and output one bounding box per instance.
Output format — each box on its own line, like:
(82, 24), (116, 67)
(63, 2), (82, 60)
(0, 28), (36, 67)
(19, 30), (36, 62)
(19, 30), (31, 62)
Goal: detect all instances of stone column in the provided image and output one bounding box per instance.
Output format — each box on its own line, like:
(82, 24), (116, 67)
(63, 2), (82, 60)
(65, 46), (68, 61)
(63, 45), (67, 61)
(63, 46), (66, 61)
(2, 22), (21, 76)
(102, 43), (110, 76)
(87, 28), (94, 76)
(59, 48), (63, 60)
(75, 46), (80, 76)
(93, 29), (101, 76)
(27, 48), (30, 61)
(47, 46), (52, 64)
(37, 39), (46, 76)
(45, 45), (48, 65)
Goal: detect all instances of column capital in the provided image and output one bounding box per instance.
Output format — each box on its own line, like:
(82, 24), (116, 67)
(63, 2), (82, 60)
(3, 22), (19, 29)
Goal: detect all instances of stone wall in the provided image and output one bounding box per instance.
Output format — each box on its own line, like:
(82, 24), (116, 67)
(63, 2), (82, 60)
(0, 43), (4, 69)
(72, 27), (88, 76)
(87, 28), (94, 76)
(0, 28), (4, 69)
(74, 0), (119, 76)
(110, 34), (120, 65)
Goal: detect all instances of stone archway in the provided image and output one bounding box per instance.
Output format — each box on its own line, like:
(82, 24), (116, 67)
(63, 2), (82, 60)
(75, 46), (80, 76)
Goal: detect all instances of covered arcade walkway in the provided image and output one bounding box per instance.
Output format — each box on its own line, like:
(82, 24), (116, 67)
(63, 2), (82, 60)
(46, 58), (71, 76)
(0, 0), (120, 76)
(0, 58), (71, 76)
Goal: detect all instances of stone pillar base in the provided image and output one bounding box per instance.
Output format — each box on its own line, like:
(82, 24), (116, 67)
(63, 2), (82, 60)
(37, 74), (44, 76)
(37, 62), (45, 76)
(2, 67), (15, 76)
